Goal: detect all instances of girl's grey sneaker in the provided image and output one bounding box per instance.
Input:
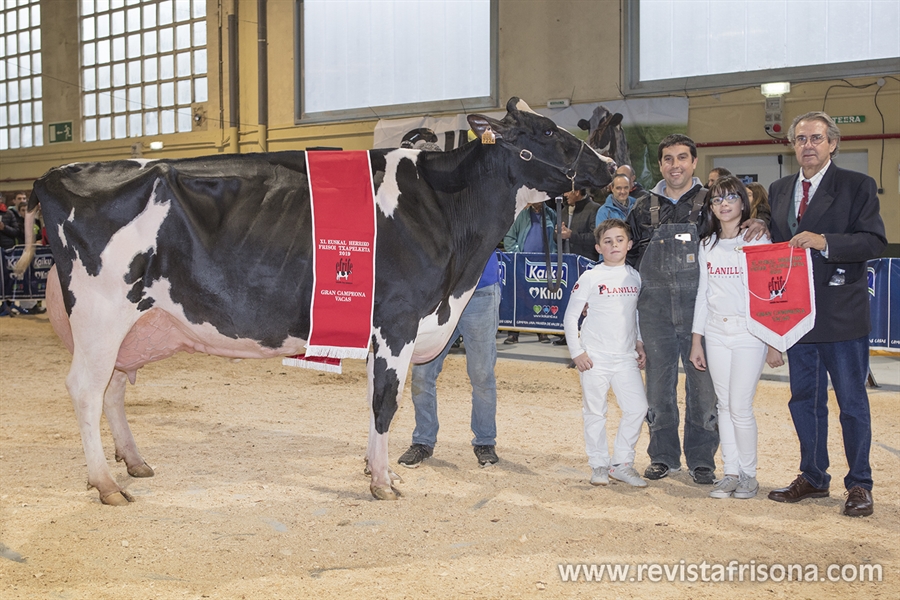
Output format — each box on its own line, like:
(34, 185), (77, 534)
(610, 463), (648, 487)
(590, 466), (609, 486)
(733, 475), (759, 499)
(709, 475), (740, 498)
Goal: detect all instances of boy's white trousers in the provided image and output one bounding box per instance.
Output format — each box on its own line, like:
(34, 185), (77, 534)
(580, 352), (648, 468)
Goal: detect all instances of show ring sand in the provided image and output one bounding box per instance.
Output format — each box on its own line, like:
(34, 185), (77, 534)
(1, 315), (897, 599)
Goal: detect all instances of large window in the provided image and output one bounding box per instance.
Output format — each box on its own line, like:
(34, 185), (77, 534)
(80, 0), (207, 141)
(625, 0), (900, 94)
(298, 0), (496, 122)
(0, 0), (42, 150)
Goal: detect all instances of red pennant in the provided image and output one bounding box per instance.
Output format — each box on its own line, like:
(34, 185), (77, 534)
(741, 242), (816, 351)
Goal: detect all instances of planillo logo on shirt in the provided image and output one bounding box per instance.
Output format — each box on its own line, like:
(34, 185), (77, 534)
(597, 283), (639, 296)
(707, 261), (742, 276)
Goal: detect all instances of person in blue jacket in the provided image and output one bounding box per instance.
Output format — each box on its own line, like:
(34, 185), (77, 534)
(595, 174), (638, 227)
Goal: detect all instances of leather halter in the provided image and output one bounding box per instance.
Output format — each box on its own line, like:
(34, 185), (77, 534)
(497, 138), (590, 192)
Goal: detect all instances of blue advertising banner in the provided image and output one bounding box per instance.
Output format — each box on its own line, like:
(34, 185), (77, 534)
(867, 257), (899, 351)
(0, 246), (55, 300)
(892, 259), (900, 351)
(499, 252), (597, 333)
(499, 254), (898, 350)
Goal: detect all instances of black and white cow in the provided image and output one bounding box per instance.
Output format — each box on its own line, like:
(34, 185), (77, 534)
(17, 98), (614, 505)
(578, 105), (631, 168)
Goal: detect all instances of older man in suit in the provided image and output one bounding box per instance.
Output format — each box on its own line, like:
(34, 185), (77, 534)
(765, 111), (886, 517)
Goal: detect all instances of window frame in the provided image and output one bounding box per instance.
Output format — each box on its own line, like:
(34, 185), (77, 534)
(0, 0), (43, 150)
(623, 0), (900, 96)
(79, 0), (208, 142)
(294, 0), (499, 124)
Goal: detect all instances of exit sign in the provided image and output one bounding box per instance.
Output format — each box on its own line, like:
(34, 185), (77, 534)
(49, 122), (73, 143)
(833, 115), (865, 124)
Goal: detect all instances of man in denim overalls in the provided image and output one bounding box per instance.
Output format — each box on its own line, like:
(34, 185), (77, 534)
(625, 134), (718, 485)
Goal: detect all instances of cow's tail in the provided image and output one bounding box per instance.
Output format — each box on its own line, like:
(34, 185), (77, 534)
(12, 207), (37, 276)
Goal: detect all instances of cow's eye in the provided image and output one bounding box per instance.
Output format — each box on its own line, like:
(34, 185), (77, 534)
(544, 129), (554, 136)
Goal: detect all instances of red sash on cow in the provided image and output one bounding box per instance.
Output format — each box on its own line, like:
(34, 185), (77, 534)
(740, 242), (815, 351)
(283, 151), (376, 373)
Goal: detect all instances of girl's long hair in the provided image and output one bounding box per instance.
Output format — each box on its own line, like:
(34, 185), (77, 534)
(698, 176), (751, 249)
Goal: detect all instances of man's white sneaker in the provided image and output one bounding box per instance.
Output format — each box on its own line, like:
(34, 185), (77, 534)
(733, 475), (759, 499)
(590, 466), (609, 486)
(709, 475), (740, 499)
(609, 463), (648, 487)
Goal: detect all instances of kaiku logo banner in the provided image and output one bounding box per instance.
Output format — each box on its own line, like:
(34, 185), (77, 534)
(284, 151), (376, 372)
(0, 246), (54, 299)
(524, 258), (569, 287)
(741, 242), (815, 351)
(499, 253), (596, 332)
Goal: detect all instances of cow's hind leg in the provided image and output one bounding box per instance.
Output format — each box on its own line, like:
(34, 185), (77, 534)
(367, 339), (414, 500)
(105, 370), (154, 478)
(67, 331), (136, 505)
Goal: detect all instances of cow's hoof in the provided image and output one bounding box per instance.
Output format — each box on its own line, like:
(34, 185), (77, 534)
(99, 489), (134, 506)
(127, 462), (155, 478)
(370, 483), (402, 500)
(388, 468), (403, 483)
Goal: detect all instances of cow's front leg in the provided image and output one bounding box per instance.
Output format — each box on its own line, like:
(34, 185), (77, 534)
(366, 336), (414, 500)
(104, 370), (154, 478)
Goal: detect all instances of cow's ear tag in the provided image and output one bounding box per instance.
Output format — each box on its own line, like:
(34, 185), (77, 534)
(481, 127), (496, 145)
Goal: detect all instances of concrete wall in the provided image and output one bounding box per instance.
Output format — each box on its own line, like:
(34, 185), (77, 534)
(1, 0), (896, 245)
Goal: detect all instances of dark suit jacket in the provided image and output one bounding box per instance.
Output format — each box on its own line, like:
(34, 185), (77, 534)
(768, 163), (886, 343)
(562, 197), (601, 260)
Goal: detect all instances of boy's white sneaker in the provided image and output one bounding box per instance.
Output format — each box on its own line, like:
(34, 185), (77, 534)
(733, 474), (759, 499)
(590, 466), (609, 486)
(709, 475), (740, 499)
(609, 463), (648, 487)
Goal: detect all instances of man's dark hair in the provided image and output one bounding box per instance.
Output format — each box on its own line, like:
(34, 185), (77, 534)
(710, 167), (732, 178)
(657, 133), (697, 162)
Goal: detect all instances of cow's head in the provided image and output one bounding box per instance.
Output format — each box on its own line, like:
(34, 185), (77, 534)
(578, 105), (630, 167)
(467, 97), (614, 198)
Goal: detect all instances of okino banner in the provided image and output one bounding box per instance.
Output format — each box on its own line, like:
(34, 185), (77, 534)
(0, 246), (54, 300)
(498, 252), (597, 333)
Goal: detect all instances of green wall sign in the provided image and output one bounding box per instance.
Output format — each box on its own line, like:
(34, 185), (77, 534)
(49, 122), (73, 143)
(833, 115), (865, 124)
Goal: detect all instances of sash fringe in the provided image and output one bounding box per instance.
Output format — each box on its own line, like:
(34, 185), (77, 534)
(282, 354), (343, 374)
(304, 345), (370, 361)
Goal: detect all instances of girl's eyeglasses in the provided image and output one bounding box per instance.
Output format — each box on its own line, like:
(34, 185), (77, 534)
(710, 194), (742, 206)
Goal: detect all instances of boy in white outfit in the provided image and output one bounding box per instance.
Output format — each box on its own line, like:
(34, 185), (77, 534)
(564, 219), (649, 487)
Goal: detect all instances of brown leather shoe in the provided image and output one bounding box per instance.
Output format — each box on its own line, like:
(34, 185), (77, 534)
(767, 475), (829, 503)
(843, 486), (873, 517)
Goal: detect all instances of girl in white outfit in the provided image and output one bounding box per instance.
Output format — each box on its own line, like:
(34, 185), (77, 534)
(689, 176), (783, 499)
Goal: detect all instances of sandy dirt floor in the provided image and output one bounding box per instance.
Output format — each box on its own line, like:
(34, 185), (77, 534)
(1, 314), (898, 599)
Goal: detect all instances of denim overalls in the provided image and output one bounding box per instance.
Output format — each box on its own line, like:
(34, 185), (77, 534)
(637, 192), (718, 472)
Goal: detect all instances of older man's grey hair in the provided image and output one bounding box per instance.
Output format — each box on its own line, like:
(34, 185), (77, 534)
(787, 111), (841, 158)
